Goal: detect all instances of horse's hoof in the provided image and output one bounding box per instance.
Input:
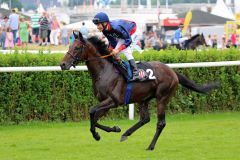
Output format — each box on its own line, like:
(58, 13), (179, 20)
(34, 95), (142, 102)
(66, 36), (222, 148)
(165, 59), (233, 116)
(120, 136), (128, 142)
(146, 146), (154, 151)
(93, 132), (101, 141)
(113, 126), (121, 132)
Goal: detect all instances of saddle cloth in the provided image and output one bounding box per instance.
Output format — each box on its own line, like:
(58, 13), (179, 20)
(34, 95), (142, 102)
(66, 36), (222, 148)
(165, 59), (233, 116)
(118, 61), (156, 82)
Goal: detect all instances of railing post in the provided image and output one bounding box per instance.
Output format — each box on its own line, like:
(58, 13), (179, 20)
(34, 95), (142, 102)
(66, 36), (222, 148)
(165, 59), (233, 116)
(129, 103), (134, 120)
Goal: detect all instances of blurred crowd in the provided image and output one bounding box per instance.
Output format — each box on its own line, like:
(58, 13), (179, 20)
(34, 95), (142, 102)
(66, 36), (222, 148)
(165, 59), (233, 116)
(0, 9), (239, 51)
(206, 32), (240, 49)
(0, 9), (83, 50)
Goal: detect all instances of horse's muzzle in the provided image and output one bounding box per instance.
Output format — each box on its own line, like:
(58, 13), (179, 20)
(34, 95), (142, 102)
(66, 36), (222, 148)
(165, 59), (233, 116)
(60, 62), (70, 70)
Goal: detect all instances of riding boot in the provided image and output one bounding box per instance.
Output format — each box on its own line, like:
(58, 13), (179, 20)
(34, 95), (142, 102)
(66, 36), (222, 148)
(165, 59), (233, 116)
(113, 60), (128, 79)
(129, 59), (141, 82)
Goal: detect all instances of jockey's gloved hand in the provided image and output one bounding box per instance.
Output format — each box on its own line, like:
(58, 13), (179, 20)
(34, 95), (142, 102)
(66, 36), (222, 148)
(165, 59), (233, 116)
(111, 49), (119, 56)
(108, 46), (113, 52)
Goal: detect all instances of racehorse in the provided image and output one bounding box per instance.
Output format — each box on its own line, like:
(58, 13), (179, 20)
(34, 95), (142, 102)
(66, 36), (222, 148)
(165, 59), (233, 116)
(184, 33), (207, 50)
(60, 31), (219, 150)
(158, 33), (207, 50)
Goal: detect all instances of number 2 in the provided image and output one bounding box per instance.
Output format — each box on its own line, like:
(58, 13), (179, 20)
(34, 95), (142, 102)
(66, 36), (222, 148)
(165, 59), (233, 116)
(146, 69), (156, 79)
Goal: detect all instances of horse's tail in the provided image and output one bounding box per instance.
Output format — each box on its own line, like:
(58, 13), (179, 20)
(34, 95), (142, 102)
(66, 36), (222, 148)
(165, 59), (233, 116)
(175, 72), (220, 94)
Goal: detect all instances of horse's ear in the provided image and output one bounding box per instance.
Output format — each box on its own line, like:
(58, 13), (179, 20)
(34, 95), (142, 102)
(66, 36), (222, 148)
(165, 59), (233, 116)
(78, 31), (85, 42)
(73, 31), (79, 39)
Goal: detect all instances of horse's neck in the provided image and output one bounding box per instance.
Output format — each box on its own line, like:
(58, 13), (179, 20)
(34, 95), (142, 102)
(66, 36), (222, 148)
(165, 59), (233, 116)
(187, 36), (198, 44)
(86, 57), (112, 80)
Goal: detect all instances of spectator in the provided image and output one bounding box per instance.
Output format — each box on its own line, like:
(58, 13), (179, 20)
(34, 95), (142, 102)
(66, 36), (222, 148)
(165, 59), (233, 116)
(19, 16), (29, 47)
(145, 31), (155, 48)
(206, 34), (212, 47)
(140, 31), (146, 49)
(50, 15), (60, 46)
(230, 31), (237, 48)
(5, 28), (14, 49)
(39, 12), (49, 46)
(212, 34), (218, 48)
(236, 34), (240, 47)
(221, 34), (227, 49)
(9, 9), (19, 45)
(61, 22), (69, 46)
(79, 22), (88, 38)
(0, 16), (9, 50)
(226, 39), (231, 48)
(47, 13), (51, 44)
(30, 10), (40, 43)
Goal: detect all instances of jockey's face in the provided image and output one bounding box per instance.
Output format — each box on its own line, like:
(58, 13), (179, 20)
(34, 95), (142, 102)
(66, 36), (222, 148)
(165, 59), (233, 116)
(96, 22), (107, 32)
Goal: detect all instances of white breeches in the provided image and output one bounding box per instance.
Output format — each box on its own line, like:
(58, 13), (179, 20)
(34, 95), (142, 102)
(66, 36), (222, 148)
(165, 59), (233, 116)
(114, 30), (143, 60)
(115, 39), (134, 60)
(50, 29), (60, 45)
(167, 37), (188, 44)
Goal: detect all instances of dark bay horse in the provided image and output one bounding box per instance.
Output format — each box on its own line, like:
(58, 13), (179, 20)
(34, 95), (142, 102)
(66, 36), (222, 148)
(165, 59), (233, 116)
(158, 33), (207, 50)
(184, 33), (207, 50)
(60, 31), (219, 150)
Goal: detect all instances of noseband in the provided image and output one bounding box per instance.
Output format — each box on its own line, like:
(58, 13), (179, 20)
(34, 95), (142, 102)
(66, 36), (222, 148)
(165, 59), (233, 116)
(66, 41), (86, 67)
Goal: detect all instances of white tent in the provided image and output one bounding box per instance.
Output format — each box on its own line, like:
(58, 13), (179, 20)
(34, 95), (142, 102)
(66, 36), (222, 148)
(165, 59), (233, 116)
(211, 0), (235, 20)
(235, 0), (240, 13)
(64, 20), (97, 31)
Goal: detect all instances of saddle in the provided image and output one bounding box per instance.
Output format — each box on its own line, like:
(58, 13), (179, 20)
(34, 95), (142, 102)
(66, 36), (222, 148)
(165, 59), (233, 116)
(112, 60), (156, 82)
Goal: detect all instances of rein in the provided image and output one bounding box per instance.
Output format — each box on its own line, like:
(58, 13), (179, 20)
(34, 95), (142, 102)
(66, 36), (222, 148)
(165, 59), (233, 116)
(85, 52), (114, 62)
(68, 40), (114, 63)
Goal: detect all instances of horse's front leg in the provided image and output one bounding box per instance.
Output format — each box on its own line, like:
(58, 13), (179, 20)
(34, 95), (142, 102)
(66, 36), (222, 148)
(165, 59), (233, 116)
(96, 123), (121, 133)
(89, 98), (116, 141)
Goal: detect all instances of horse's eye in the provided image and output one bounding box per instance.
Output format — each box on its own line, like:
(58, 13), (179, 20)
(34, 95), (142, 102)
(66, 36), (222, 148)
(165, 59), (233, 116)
(75, 47), (81, 51)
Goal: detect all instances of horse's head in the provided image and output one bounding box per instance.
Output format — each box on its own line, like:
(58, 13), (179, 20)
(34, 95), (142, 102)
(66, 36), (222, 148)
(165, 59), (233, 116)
(186, 33), (207, 50)
(60, 31), (94, 70)
(199, 33), (207, 46)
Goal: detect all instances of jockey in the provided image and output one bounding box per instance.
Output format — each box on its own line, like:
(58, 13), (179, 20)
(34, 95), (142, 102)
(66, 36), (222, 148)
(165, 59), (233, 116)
(173, 23), (188, 49)
(92, 12), (142, 82)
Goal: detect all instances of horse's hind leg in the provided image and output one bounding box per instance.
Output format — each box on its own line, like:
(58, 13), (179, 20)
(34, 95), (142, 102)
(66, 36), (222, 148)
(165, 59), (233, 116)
(120, 102), (150, 142)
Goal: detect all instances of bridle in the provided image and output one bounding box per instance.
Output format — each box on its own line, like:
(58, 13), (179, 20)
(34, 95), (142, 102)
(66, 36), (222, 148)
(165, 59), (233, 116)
(66, 39), (114, 67)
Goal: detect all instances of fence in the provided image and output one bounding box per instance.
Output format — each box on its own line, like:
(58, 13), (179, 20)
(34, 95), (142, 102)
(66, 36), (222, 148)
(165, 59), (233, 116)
(1, 60), (240, 120)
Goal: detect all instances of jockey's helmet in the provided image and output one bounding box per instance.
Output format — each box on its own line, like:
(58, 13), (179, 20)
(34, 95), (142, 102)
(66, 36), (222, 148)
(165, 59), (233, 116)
(92, 12), (109, 24)
(179, 23), (184, 28)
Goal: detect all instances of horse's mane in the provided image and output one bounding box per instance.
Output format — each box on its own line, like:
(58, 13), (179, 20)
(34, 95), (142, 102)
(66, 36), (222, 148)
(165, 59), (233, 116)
(186, 34), (200, 43)
(87, 36), (110, 56)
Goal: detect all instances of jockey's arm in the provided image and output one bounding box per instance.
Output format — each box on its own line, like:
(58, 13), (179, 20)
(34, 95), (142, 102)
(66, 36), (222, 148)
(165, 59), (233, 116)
(115, 26), (132, 52)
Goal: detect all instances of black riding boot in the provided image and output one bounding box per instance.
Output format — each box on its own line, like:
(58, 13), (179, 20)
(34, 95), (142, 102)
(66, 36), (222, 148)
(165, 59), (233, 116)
(129, 59), (141, 82)
(113, 60), (128, 79)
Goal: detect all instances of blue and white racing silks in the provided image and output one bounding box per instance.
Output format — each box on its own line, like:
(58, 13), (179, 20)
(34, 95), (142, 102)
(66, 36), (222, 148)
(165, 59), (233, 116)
(174, 28), (182, 44)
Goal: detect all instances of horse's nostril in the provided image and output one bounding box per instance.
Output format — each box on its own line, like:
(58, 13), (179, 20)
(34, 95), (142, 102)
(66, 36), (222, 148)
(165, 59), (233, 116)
(60, 63), (66, 70)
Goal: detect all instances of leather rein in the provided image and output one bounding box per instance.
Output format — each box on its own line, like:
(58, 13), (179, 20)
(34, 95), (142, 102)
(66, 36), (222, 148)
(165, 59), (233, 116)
(66, 40), (114, 66)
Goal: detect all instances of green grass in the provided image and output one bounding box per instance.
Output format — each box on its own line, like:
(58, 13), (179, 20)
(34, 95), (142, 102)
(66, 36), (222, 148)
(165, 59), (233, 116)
(0, 112), (239, 160)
